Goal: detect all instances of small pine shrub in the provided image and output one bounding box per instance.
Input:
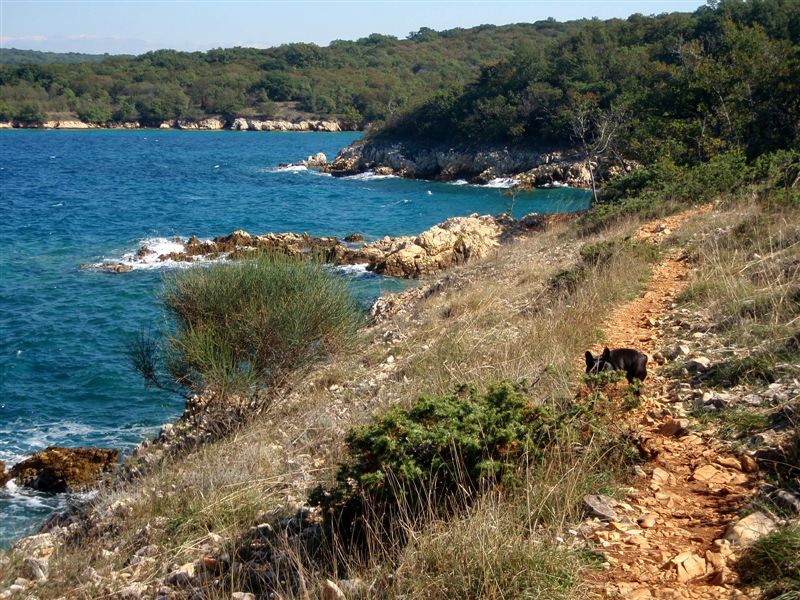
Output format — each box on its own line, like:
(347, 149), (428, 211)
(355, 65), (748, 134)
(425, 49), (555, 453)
(580, 237), (660, 266)
(310, 383), (569, 546)
(131, 253), (362, 395)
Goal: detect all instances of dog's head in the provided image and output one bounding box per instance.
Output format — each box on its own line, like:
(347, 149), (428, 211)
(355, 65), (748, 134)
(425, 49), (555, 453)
(585, 347), (613, 374)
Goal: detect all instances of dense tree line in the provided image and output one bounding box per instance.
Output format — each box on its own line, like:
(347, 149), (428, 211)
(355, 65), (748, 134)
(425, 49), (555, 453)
(0, 22), (571, 125)
(379, 0), (800, 164)
(0, 49), (123, 65)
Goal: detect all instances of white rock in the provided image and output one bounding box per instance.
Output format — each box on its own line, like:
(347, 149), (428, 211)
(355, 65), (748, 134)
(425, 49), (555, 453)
(724, 511), (777, 545)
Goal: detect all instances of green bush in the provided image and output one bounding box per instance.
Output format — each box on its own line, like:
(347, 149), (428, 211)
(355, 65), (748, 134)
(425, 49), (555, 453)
(737, 523), (800, 599)
(580, 237), (660, 266)
(132, 253), (361, 395)
(310, 383), (570, 544)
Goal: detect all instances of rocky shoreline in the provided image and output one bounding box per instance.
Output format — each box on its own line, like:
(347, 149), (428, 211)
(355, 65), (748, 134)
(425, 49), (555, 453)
(0, 117), (357, 132)
(85, 212), (563, 279)
(321, 138), (638, 188)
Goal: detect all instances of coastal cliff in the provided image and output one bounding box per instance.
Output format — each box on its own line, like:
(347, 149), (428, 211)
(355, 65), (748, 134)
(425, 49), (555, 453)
(323, 138), (636, 188)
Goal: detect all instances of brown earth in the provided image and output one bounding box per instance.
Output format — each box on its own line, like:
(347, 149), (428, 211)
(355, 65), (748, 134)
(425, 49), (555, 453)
(588, 206), (761, 599)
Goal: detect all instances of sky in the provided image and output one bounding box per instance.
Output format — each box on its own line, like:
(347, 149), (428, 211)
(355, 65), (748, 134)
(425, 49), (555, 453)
(1, 0), (708, 55)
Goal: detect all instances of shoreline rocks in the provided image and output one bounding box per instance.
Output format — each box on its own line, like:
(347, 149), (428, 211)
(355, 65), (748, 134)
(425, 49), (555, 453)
(85, 212), (562, 279)
(9, 446), (118, 493)
(323, 138), (638, 188)
(0, 117), (358, 132)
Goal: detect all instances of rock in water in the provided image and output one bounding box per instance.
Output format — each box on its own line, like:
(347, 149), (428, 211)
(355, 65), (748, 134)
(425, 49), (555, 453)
(10, 446), (118, 493)
(0, 460), (10, 486)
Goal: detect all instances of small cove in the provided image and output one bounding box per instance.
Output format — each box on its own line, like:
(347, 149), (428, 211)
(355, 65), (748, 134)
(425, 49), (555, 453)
(0, 130), (590, 546)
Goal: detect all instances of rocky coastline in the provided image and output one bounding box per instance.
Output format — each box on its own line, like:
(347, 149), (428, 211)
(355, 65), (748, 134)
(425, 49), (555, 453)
(0, 117), (357, 132)
(321, 138), (638, 188)
(85, 212), (562, 279)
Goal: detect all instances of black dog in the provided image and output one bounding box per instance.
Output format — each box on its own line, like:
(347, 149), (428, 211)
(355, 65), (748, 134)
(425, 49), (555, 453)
(585, 347), (648, 384)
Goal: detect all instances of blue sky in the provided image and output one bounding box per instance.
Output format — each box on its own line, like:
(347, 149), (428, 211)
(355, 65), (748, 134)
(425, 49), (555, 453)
(1, 1), (708, 54)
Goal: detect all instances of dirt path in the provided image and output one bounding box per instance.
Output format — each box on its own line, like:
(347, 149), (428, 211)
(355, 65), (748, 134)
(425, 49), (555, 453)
(589, 206), (759, 599)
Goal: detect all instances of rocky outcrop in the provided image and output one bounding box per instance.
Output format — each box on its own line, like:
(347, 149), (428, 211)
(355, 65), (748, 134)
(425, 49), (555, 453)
(0, 460), (10, 486)
(10, 447), (118, 493)
(177, 118), (226, 130)
(363, 214), (505, 278)
(324, 139), (636, 188)
(89, 213), (557, 279)
(3, 117), (353, 132)
(41, 120), (93, 129)
(230, 118), (344, 132)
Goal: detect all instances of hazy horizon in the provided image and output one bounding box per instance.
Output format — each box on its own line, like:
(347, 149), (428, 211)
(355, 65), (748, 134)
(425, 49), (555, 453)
(1, 0), (708, 55)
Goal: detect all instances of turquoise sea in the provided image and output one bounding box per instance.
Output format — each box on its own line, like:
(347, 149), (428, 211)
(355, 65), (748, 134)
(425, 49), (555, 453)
(0, 130), (590, 546)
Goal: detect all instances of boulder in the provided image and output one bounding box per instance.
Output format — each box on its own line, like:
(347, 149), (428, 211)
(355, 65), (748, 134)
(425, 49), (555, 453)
(373, 214), (503, 278)
(686, 356), (712, 373)
(582, 494), (618, 521)
(0, 460), (10, 486)
(10, 446), (118, 493)
(22, 557), (49, 582)
(306, 152), (328, 167)
(321, 579), (346, 600)
(230, 118), (250, 131)
(724, 511), (776, 545)
(197, 117), (226, 130)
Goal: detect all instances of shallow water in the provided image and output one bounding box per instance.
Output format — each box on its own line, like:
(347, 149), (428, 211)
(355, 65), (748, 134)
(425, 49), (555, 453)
(0, 130), (590, 546)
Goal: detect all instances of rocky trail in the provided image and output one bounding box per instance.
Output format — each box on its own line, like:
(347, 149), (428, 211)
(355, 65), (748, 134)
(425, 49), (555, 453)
(588, 206), (763, 599)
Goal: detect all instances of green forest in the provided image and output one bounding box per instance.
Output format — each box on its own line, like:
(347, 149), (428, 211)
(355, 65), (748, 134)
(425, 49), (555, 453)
(377, 0), (799, 165)
(0, 22), (568, 125)
(1, 0), (798, 168)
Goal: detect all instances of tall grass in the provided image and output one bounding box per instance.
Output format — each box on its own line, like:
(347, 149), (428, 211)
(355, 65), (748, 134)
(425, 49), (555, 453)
(132, 253), (362, 395)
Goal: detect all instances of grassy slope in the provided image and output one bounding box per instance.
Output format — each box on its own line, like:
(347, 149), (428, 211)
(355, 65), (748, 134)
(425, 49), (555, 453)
(3, 184), (798, 598)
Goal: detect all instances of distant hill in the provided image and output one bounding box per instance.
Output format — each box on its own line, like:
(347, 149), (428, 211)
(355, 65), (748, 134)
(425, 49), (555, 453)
(0, 48), (129, 65)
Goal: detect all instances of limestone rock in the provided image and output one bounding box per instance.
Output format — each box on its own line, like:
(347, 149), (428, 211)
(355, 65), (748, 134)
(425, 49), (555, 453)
(22, 557), (49, 581)
(670, 551), (706, 582)
(10, 447), (118, 493)
(686, 356), (712, 373)
(582, 494), (618, 521)
(637, 514), (657, 529)
(659, 418), (689, 437)
(197, 117), (226, 130)
(772, 489), (800, 514)
(321, 579), (346, 600)
(724, 511), (777, 544)
(165, 562), (196, 586)
(306, 152), (328, 167)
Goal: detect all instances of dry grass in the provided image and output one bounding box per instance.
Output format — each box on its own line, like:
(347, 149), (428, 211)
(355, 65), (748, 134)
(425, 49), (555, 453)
(673, 194), (800, 385)
(2, 214), (661, 598)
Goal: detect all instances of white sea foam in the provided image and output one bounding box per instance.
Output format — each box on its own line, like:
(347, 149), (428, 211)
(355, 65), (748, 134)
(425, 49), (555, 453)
(90, 237), (227, 271)
(483, 177), (519, 189)
(449, 179), (469, 186)
(343, 171), (398, 181)
(334, 263), (377, 279)
(542, 181), (570, 188)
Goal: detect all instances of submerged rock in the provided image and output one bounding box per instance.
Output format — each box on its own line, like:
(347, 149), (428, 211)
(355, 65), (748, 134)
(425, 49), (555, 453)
(10, 446), (118, 493)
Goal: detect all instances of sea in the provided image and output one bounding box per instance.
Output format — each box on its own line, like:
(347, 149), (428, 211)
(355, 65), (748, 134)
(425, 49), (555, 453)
(0, 130), (590, 547)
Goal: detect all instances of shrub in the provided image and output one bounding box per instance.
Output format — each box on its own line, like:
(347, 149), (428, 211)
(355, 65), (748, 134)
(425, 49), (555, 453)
(310, 383), (568, 545)
(580, 237), (659, 266)
(737, 523), (800, 599)
(131, 253), (361, 395)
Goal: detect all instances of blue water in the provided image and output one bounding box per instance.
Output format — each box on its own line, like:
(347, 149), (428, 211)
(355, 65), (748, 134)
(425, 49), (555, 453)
(0, 130), (590, 546)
